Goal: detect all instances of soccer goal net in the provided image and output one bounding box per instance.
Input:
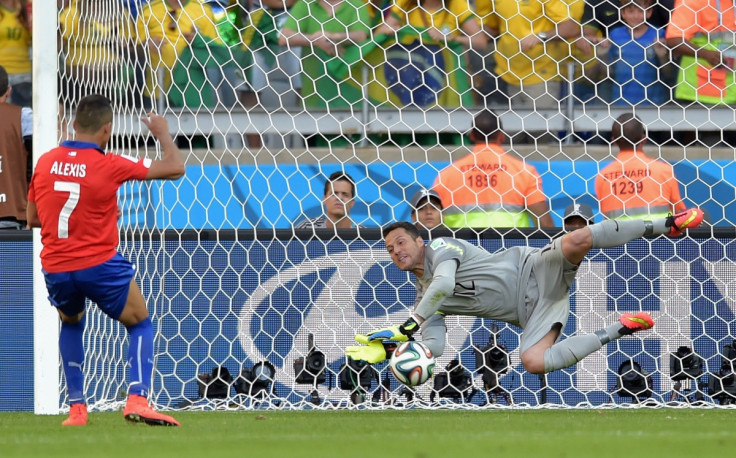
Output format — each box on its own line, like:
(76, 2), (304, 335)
(35, 0), (736, 412)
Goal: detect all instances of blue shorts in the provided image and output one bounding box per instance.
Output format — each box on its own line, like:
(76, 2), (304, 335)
(43, 253), (135, 320)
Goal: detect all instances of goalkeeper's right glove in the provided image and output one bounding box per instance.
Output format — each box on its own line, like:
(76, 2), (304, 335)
(345, 341), (390, 364)
(354, 316), (420, 344)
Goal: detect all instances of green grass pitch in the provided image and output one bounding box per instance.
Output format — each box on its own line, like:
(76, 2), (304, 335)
(1, 409), (733, 457)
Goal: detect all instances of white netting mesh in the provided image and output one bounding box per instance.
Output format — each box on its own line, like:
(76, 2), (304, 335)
(47, 0), (736, 410)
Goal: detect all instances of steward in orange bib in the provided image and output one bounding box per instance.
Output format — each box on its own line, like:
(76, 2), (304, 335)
(595, 113), (686, 220)
(433, 110), (554, 229)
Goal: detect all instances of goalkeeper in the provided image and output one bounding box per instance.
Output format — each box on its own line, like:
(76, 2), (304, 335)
(347, 210), (704, 374)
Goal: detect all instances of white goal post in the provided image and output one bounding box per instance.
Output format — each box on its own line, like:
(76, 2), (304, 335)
(32, 2), (61, 415)
(31, 1), (736, 414)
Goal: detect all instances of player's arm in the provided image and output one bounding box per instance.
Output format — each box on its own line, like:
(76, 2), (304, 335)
(419, 313), (448, 358)
(413, 260), (457, 321)
(141, 114), (185, 180)
(26, 201), (40, 229)
(356, 260), (457, 343)
(346, 315), (449, 364)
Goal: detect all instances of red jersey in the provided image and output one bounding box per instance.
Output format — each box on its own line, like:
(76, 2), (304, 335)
(28, 141), (151, 273)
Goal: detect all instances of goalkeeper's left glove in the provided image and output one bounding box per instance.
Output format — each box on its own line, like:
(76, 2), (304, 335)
(354, 316), (420, 344)
(345, 340), (389, 364)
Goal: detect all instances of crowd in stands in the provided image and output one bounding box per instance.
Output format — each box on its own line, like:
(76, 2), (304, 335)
(3, 0), (732, 116)
(0, 1), (717, 231)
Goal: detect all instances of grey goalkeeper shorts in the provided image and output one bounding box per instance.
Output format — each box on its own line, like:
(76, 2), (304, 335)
(518, 237), (579, 355)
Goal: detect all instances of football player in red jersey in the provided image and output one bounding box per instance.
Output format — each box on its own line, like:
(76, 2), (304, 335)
(27, 95), (185, 426)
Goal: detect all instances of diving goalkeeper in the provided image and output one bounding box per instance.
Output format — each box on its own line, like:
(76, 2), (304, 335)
(346, 210), (704, 374)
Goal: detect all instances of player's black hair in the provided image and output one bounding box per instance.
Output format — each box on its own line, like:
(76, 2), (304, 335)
(472, 110), (503, 143)
(75, 94), (113, 134)
(0, 65), (8, 97)
(382, 221), (421, 240)
(612, 113), (645, 149)
(323, 171), (356, 198)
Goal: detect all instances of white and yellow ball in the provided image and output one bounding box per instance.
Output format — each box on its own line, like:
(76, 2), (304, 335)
(389, 341), (435, 387)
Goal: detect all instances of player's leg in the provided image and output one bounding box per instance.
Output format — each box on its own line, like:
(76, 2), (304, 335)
(82, 255), (153, 397)
(58, 310), (89, 426)
(518, 238), (575, 373)
(536, 211), (703, 371)
(519, 238), (655, 374)
(539, 312), (654, 374)
(519, 263), (655, 373)
(117, 280), (154, 399)
(521, 310), (655, 374)
(44, 271), (89, 426)
(58, 312), (87, 416)
(83, 254), (180, 426)
(560, 209), (704, 265)
(520, 323), (562, 374)
(117, 280), (179, 426)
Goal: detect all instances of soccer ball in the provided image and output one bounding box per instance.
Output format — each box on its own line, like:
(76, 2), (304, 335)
(389, 341), (435, 387)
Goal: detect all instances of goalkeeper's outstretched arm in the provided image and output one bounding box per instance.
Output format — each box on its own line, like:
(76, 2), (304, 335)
(349, 260), (455, 350)
(413, 260), (457, 320)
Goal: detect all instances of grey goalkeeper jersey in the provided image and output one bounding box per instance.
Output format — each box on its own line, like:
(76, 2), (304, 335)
(415, 238), (537, 326)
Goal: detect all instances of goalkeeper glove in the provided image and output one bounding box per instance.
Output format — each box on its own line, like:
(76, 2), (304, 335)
(354, 316), (420, 344)
(345, 340), (389, 364)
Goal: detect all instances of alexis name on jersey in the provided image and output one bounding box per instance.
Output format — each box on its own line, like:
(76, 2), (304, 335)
(50, 161), (86, 178)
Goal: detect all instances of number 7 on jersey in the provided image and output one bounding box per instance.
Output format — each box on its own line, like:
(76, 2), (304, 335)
(54, 181), (80, 239)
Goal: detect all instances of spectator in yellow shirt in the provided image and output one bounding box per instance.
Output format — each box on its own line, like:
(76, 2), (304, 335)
(59, 0), (139, 108)
(0, 0), (32, 107)
(479, 0), (584, 110)
(136, 0), (229, 104)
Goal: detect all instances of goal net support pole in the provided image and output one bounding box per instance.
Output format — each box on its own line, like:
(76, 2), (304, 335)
(32, 3), (61, 415)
